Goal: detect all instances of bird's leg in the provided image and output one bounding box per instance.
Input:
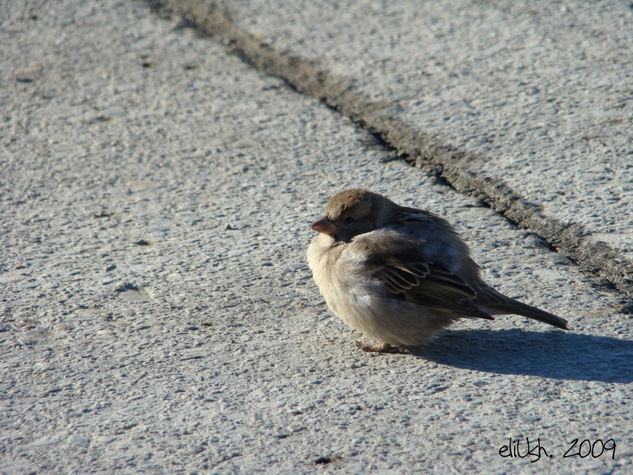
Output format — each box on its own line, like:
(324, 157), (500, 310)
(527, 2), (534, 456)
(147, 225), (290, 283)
(354, 341), (409, 354)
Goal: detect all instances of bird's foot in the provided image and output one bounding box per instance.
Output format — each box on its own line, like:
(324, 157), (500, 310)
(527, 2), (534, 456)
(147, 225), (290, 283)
(354, 341), (409, 354)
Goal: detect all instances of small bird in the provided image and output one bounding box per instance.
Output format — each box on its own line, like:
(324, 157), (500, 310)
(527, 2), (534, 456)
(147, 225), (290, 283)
(307, 189), (568, 352)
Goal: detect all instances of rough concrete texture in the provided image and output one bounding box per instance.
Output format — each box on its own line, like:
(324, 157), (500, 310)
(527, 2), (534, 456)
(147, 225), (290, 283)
(156, 0), (633, 298)
(1, 0), (632, 473)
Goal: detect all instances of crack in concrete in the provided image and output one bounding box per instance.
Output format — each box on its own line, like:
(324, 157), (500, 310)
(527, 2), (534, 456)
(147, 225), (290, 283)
(147, 0), (633, 304)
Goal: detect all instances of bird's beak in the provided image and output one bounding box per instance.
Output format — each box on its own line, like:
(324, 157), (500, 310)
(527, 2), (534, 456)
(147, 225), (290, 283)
(311, 217), (336, 235)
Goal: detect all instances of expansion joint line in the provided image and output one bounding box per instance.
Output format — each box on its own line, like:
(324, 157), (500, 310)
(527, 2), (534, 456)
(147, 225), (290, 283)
(148, 0), (633, 304)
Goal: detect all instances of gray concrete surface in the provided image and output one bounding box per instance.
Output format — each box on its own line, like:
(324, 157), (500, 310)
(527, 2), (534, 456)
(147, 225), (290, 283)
(1, 0), (632, 472)
(159, 0), (633, 297)
(223, 0), (633, 258)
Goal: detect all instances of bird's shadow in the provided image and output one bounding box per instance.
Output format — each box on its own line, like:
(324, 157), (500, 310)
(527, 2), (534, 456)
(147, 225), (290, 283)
(410, 329), (633, 383)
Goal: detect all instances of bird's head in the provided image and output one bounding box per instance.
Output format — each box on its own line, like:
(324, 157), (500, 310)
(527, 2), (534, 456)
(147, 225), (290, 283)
(311, 189), (396, 242)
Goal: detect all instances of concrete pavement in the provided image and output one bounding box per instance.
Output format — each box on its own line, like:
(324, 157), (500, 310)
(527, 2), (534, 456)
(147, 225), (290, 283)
(1, 0), (632, 472)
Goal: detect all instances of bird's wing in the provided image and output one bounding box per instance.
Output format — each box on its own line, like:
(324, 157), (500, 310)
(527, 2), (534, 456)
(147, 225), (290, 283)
(348, 230), (493, 320)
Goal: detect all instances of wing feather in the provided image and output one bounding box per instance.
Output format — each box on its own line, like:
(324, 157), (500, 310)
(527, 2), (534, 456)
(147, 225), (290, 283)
(348, 229), (493, 320)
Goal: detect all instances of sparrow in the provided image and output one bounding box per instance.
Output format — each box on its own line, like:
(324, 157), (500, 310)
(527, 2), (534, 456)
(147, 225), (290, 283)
(307, 189), (568, 352)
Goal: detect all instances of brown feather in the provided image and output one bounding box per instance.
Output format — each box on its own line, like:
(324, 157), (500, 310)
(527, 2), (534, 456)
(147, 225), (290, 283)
(476, 285), (568, 329)
(360, 233), (493, 320)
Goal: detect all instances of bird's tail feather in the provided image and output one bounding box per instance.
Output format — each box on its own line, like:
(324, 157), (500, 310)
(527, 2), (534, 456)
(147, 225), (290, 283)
(479, 286), (568, 330)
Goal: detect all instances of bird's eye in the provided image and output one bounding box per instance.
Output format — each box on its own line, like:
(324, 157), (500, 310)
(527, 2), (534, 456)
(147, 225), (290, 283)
(343, 217), (355, 224)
